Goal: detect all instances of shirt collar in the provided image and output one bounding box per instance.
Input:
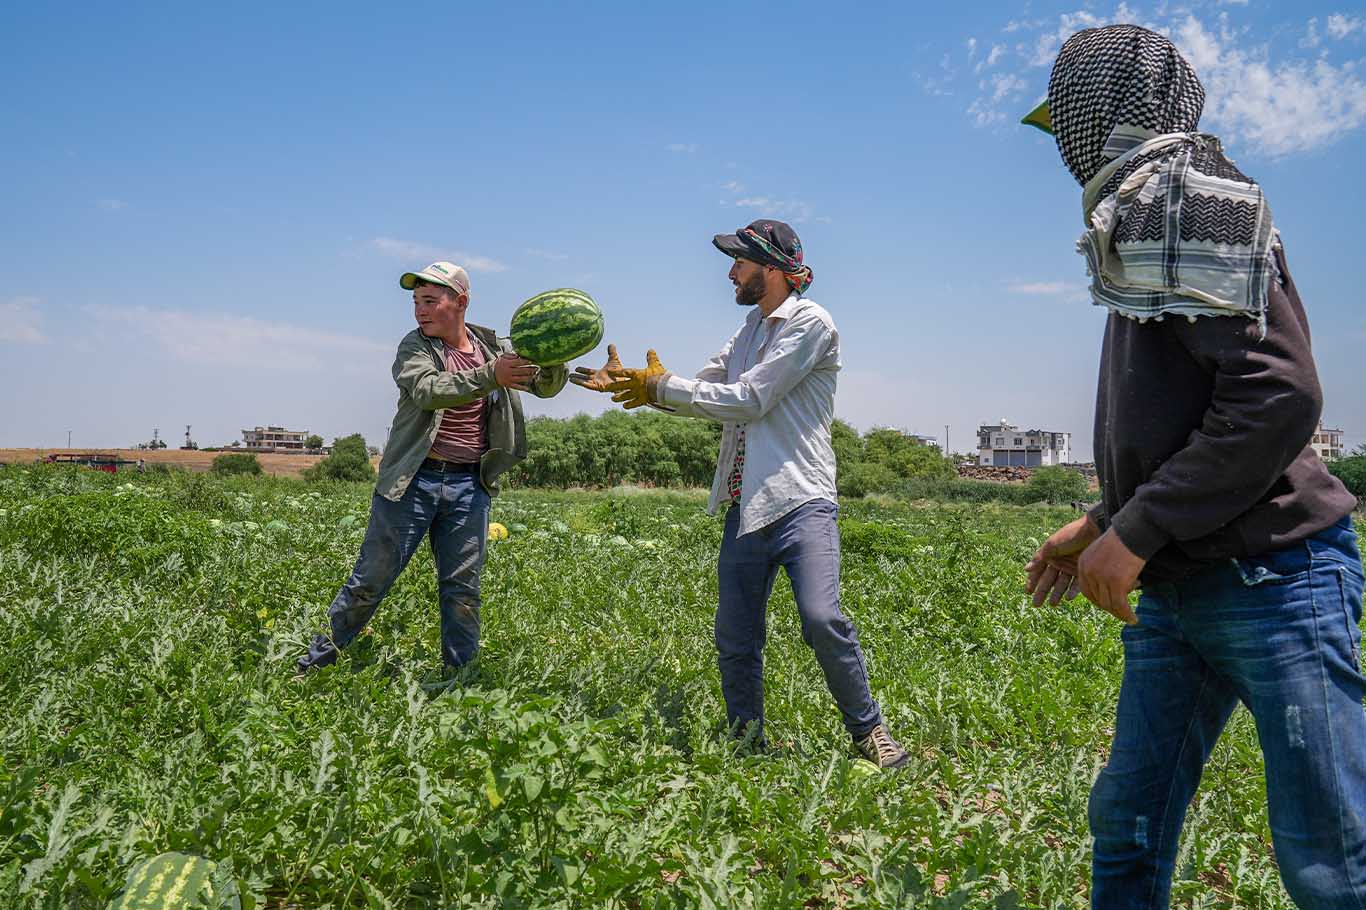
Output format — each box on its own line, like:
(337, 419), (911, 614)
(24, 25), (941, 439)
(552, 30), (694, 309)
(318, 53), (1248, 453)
(746, 293), (802, 325)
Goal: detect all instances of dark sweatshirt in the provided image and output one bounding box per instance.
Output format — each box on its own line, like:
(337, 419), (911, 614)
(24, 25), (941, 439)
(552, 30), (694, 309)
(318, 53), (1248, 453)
(1090, 245), (1357, 584)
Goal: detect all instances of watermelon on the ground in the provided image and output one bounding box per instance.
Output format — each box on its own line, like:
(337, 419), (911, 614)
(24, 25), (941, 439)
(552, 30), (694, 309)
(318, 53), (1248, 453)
(509, 289), (604, 365)
(109, 852), (240, 910)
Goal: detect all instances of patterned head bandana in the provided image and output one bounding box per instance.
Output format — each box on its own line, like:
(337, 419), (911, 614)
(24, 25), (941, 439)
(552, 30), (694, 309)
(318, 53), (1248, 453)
(739, 227), (814, 295)
(1048, 25), (1278, 331)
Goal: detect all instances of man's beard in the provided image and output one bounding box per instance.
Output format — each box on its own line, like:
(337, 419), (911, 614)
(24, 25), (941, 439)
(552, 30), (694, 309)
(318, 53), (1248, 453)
(734, 272), (766, 307)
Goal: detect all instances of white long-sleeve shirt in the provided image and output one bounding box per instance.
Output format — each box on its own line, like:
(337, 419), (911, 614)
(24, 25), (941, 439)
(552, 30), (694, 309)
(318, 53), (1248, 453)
(657, 293), (839, 536)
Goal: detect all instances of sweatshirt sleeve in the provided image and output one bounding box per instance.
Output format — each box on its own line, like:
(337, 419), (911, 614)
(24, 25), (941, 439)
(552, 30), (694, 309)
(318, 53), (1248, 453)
(1107, 273), (1323, 559)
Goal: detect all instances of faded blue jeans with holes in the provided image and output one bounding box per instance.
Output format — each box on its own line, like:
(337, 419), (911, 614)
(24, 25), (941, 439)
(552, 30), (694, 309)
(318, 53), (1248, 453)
(716, 499), (883, 741)
(1089, 516), (1366, 908)
(297, 467), (489, 673)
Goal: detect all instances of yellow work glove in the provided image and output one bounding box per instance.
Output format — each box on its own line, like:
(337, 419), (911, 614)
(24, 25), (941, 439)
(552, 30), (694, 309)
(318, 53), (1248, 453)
(568, 344), (623, 392)
(606, 349), (669, 410)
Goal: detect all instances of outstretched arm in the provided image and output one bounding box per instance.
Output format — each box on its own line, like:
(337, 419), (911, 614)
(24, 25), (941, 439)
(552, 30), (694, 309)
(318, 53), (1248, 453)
(655, 312), (835, 422)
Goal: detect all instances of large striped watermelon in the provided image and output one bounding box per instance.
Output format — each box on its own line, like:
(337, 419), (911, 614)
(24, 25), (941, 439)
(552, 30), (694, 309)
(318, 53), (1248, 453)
(509, 289), (603, 366)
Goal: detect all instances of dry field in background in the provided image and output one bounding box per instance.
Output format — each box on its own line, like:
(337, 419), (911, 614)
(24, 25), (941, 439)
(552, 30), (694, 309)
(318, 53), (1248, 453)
(0, 448), (381, 478)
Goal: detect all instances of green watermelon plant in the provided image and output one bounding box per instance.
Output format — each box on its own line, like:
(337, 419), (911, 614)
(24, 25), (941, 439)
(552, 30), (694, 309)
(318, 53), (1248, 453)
(0, 463), (1343, 908)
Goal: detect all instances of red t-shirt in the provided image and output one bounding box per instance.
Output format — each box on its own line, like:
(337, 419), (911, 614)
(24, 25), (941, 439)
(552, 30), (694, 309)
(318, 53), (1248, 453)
(427, 339), (488, 463)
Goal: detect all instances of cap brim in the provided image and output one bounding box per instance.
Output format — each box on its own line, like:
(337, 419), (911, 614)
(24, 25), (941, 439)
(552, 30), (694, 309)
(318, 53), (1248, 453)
(400, 272), (465, 293)
(712, 234), (750, 259)
(1021, 98), (1053, 135)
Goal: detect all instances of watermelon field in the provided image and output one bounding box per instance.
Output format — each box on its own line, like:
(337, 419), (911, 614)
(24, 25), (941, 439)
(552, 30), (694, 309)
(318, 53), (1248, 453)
(0, 465), (1331, 909)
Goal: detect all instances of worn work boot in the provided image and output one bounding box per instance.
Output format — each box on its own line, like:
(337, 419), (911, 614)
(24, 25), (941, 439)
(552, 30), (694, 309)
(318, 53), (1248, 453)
(853, 723), (910, 770)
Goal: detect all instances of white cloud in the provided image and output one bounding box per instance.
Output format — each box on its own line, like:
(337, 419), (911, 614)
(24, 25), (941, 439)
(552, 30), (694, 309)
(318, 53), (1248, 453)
(1022, 9), (1111, 68)
(975, 43), (1006, 73)
(989, 72), (1027, 102)
(1327, 14), (1363, 39)
(1007, 281), (1090, 302)
(0, 297), (45, 343)
(665, 143), (699, 154)
(369, 237), (509, 273)
(967, 37), (978, 57)
(84, 304), (392, 373)
(960, 6), (1366, 155)
(1302, 17), (1322, 49)
(1173, 14), (1366, 155)
(97, 198), (126, 211)
(968, 99), (1006, 126)
(525, 248), (569, 261)
(720, 179), (745, 194)
(728, 196), (817, 223)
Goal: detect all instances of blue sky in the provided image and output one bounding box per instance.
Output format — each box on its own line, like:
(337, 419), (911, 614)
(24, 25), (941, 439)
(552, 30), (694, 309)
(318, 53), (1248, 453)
(3, 1), (1364, 460)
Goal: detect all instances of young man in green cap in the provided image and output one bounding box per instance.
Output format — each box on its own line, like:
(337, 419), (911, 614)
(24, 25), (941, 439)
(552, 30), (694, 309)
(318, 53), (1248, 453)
(1023, 25), (1364, 907)
(297, 262), (566, 676)
(573, 220), (909, 769)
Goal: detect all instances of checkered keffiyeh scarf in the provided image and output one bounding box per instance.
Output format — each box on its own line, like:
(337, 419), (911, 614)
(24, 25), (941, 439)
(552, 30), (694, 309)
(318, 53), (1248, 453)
(1049, 25), (1279, 331)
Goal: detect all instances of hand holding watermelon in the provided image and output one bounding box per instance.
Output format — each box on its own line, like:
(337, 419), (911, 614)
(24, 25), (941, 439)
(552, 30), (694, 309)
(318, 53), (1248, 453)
(568, 343), (623, 392)
(494, 354), (540, 392)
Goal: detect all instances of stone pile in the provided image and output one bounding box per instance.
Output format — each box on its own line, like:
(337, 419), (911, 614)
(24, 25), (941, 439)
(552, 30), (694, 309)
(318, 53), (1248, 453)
(957, 464), (1033, 483)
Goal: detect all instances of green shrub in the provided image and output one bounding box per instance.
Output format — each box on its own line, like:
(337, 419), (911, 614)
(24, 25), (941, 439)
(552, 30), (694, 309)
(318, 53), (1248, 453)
(513, 411), (719, 488)
(1025, 466), (1089, 504)
(304, 433), (376, 483)
(210, 453), (262, 476)
(837, 462), (899, 498)
(1328, 455), (1366, 501)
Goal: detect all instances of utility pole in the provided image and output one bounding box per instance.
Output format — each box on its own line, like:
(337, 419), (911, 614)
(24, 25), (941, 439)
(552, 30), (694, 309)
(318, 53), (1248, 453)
(944, 424), (950, 457)
(67, 429), (72, 448)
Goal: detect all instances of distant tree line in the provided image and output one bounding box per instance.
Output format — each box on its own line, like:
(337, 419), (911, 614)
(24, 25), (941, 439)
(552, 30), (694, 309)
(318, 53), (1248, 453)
(206, 413), (1361, 509)
(507, 413), (1090, 504)
(511, 412), (721, 488)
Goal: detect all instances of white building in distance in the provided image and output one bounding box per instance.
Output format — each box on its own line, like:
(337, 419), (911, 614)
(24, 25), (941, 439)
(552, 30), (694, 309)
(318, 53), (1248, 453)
(242, 425), (311, 452)
(1311, 420), (1345, 462)
(978, 419), (1072, 467)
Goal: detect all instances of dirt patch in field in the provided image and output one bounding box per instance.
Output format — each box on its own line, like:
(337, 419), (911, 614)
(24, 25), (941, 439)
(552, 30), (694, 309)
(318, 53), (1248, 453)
(0, 448), (380, 478)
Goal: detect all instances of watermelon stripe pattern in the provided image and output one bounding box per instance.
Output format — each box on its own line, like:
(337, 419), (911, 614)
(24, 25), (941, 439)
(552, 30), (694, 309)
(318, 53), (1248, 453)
(509, 289), (604, 366)
(111, 852), (236, 910)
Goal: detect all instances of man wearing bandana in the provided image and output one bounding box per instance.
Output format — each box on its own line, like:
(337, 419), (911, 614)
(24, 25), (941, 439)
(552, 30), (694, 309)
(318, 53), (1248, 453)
(571, 220), (909, 769)
(1022, 25), (1365, 907)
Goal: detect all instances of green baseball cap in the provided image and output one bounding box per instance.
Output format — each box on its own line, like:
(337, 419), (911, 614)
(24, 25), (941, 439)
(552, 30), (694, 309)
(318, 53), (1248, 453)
(1021, 97), (1053, 135)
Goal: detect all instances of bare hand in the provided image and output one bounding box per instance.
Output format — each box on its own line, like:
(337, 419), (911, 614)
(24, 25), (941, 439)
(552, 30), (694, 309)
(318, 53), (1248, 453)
(568, 344), (623, 392)
(494, 354), (539, 391)
(1025, 514), (1099, 608)
(1077, 529), (1144, 625)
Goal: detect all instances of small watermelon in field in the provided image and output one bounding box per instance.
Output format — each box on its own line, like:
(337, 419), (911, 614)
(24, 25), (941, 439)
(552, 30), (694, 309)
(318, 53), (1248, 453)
(488, 522), (509, 541)
(109, 852), (239, 909)
(509, 288), (604, 365)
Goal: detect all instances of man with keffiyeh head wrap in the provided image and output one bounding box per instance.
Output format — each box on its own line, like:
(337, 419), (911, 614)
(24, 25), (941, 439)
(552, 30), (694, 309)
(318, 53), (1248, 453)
(1022, 24), (1365, 908)
(571, 219), (909, 770)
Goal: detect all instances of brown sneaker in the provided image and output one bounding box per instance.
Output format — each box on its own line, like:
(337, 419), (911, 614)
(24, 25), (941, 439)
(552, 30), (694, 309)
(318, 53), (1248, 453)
(853, 723), (909, 770)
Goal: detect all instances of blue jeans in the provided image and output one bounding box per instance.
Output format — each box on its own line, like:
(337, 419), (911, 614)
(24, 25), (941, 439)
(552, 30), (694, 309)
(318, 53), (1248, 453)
(1089, 516), (1366, 908)
(716, 499), (883, 740)
(298, 467), (490, 673)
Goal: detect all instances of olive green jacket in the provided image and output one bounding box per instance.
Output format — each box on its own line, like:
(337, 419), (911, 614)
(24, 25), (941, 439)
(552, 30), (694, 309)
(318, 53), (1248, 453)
(377, 324), (567, 501)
